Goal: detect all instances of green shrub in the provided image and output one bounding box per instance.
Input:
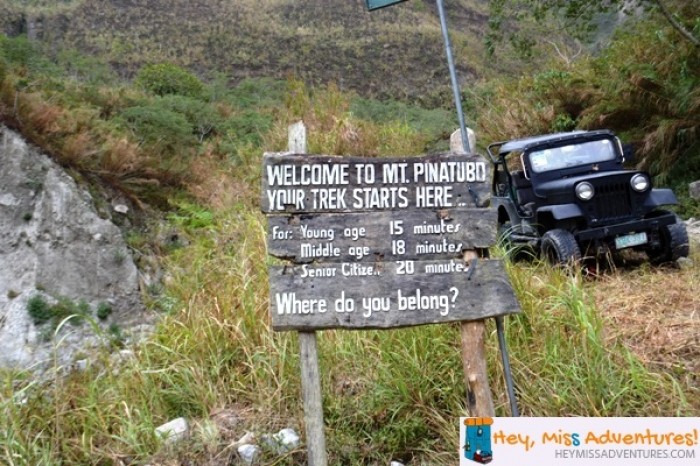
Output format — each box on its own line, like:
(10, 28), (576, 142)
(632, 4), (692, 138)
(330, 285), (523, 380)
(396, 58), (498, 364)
(49, 297), (88, 326)
(26, 294), (92, 327)
(96, 302), (113, 320)
(56, 48), (117, 84)
(221, 110), (273, 149)
(135, 63), (204, 98)
(0, 35), (36, 67)
(349, 97), (454, 146)
(118, 104), (194, 150)
(108, 323), (125, 348)
(167, 201), (214, 230)
(0, 34), (59, 76)
(157, 95), (223, 141)
(27, 295), (52, 325)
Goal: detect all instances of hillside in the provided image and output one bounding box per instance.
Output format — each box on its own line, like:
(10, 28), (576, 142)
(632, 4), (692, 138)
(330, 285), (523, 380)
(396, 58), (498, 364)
(1, 3), (699, 464)
(3, 0), (492, 105)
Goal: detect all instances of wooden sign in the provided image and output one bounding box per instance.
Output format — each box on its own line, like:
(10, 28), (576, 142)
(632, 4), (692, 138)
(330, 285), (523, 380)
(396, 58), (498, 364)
(269, 259), (519, 331)
(267, 208), (496, 262)
(261, 153), (491, 213)
(261, 125), (521, 465)
(263, 150), (520, 332)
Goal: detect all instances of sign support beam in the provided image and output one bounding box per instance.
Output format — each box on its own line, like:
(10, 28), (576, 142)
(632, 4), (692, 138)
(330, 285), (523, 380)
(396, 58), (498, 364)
(288, 121), (328, 466)
(299, 331), (327, 466)
(460, 251), (495, 417)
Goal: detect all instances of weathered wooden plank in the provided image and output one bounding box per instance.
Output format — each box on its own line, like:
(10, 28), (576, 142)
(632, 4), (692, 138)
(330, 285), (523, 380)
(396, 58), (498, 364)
(269, 259), (520, 331)
(285, 122), (328, 466)
(461, 321), (495, 417)
(299, 332), (327, 466)
(267, 208), (497, 262)
(261, 152), (491, 213)
(288, 121), (307, 154)
(460, 251), (495, 417)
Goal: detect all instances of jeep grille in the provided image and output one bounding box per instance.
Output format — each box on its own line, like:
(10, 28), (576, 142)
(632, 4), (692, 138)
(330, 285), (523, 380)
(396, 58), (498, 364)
(593, 181), (632, 222)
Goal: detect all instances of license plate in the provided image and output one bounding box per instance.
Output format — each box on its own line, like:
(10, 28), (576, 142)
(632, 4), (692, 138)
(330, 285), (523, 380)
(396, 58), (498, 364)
(615, 232), (648, 249)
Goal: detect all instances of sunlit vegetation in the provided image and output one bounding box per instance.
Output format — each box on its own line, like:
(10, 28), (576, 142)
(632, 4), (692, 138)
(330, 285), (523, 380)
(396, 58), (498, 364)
(0, 2), (699, 463)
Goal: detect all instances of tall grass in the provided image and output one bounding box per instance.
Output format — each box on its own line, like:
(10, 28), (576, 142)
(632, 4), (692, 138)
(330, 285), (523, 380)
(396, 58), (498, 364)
(2, 207), (695, 465)
(1, 33), (698, 465)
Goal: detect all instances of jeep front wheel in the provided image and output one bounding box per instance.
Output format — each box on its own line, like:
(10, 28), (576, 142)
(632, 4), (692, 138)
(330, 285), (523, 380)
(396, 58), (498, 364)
(648, 220), (689, 264)
(540, 229), (581, 267)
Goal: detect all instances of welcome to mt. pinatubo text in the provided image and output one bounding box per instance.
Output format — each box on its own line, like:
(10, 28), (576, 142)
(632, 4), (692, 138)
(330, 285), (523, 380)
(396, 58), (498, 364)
(265, 159), (487, 212)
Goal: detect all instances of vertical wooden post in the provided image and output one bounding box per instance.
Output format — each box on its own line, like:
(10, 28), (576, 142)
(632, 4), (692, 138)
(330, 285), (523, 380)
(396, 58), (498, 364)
(288, 121), (328, 465)
(299, 332), (327, 465)
(454, 120), (496, 419)
(288, 120), (307, 154)
(460, 251), (495, 417)
(461, 321), (495, 417)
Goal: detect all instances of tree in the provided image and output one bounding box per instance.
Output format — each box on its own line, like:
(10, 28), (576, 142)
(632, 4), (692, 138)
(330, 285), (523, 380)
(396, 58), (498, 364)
(135, 63), (204, 98)
(486, 0), (700, 60)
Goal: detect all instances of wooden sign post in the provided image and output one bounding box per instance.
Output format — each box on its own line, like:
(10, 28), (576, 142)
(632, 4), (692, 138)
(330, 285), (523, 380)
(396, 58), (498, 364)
(262, 123), (520, 464)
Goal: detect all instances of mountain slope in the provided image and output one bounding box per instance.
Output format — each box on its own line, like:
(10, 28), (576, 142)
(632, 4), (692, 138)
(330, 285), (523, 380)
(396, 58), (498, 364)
(5, 0), (491, 105)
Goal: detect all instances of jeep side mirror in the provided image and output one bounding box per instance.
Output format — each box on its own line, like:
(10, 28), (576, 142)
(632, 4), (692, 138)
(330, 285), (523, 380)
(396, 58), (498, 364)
(622, 143), (635, 164)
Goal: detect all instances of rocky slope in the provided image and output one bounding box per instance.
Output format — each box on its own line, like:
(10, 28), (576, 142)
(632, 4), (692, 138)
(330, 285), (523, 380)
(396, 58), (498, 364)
(0, 125), (150, 372)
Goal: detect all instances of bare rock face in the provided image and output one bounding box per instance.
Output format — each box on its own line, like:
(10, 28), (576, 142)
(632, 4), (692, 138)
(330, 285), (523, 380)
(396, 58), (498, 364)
(0, 126), (149, 372)
(689, 180), (700, 202)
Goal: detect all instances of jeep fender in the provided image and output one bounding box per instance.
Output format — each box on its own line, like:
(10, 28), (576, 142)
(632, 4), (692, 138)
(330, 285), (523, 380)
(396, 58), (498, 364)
(644, 188), (678, 208)
(537, 204), (584, 221)
(536, 204), (584, 231)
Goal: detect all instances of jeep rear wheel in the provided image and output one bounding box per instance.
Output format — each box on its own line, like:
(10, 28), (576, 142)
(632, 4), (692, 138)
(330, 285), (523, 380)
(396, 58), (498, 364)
(648, 219), (689, 264)
(540, 229), (581, 267)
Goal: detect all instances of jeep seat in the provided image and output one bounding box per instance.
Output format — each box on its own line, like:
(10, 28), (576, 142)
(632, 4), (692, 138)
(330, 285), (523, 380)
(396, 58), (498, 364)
(511, 170), (536, 208)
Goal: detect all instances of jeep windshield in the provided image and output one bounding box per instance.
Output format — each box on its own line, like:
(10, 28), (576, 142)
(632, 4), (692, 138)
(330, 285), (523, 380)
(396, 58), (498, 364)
(528, 139), (617, 174)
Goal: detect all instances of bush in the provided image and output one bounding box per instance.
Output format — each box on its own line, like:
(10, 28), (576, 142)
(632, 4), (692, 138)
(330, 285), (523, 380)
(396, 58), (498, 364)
(157, 95), (223, 142)
(221, 110), (273, 149)
(135, 63), (204, 98)
(0, 34), (58, 75)
(96, 302), (113, 320)
(119, 104), (194, 151)
(349, 97), (454, 149)
(26, 294), (92, 328)
(27, 295), (52, 325)
(0, 35), (37, 67)
(57, 48), (117, 84)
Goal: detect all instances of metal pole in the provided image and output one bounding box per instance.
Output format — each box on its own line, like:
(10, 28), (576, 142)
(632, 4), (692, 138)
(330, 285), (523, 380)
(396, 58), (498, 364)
(435, 0), (471, 154)
(495, 316), (520, 416)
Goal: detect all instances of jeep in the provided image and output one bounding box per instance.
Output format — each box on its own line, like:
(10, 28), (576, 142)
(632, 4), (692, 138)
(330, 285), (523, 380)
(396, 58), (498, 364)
(488, 130), (689, 265)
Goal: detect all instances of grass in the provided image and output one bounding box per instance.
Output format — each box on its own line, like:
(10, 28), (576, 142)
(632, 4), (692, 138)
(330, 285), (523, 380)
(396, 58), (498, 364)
(1, 28), (698, 464)
(2, 205), (697, 465)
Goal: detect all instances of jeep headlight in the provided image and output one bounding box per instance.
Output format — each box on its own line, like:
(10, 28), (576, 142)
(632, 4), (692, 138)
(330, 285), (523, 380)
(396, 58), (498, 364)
(575, 182), (595, 201)
(630, 174), (650, 192)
